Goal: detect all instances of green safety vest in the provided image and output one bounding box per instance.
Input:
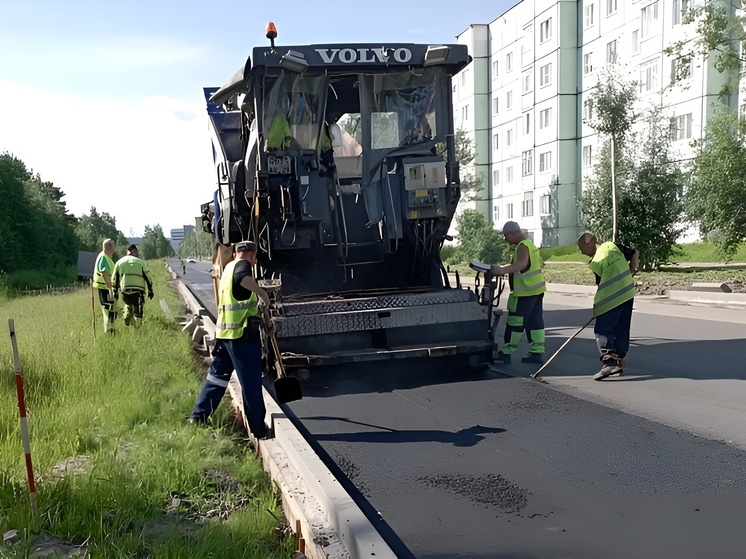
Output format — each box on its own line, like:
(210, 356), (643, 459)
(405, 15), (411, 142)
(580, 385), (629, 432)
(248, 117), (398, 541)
(589, 242), (636, 317)
(215, 260), (259, 339)
(267, 113), (332, 151)
(511, 239), (546, 297)
(114, 255), (150, 293)
(93, 251), (114, 290)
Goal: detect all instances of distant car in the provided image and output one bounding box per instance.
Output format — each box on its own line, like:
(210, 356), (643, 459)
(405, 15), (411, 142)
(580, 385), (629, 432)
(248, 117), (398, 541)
(186, 258), (197, 263)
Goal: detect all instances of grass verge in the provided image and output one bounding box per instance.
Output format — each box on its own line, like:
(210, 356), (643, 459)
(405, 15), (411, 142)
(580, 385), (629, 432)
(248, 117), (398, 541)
(0, 263), (294, 558)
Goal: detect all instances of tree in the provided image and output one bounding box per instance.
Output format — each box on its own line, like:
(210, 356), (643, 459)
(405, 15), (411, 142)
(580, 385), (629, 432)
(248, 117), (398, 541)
(619, 107), (685, 269)
(436, 129), (484, 201)
(583, 69), (638, 241)
(75, 207), (124, 253)
(664, 0), (744, 97)
(454, 209), (507, 264)
(177, 229), (215, 260)
(687, 106), (746, 259)
(141, 225), (174, 259)
(0, 153), (80, 273)
(580, 78), (685, 270)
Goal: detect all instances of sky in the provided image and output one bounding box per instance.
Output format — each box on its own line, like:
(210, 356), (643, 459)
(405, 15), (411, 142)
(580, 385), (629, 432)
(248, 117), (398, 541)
(0, 0), (516, 237)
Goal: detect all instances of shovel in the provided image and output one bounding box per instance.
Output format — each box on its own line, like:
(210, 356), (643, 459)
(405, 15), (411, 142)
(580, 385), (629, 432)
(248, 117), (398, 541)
(261, 306), (302, 403)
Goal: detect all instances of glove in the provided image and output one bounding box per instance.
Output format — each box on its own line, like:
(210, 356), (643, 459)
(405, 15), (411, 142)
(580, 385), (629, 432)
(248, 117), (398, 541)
(109, 289), (116, 300)
(148, 291), (154, 300)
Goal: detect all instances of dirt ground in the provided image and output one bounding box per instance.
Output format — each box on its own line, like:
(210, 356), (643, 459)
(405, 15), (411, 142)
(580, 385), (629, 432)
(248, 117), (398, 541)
(635, 278), (746, 296)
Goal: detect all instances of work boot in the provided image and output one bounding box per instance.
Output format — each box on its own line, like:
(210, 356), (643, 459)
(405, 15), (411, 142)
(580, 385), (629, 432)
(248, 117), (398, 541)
(593, 354), (623, 381)
(495, 351), (511, 364)
(521, 353), (544, 364)
(186, 414), (208, 425)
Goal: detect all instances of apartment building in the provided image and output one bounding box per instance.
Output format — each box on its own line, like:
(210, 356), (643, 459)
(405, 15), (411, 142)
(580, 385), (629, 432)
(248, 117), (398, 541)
(453, 0), (737, 247)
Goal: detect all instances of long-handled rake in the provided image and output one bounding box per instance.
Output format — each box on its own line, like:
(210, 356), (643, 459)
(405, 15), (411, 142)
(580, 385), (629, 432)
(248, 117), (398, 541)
(531, 317), (594, 379)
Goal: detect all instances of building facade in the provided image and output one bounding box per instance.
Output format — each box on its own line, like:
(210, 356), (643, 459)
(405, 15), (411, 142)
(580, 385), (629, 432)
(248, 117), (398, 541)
(453, 0), (737, 246)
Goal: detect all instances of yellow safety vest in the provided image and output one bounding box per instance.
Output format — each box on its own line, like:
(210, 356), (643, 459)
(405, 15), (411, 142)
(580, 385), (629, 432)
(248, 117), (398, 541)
(589, 242), (636, 317)
(215, 260), (259, 339)
(93, 252), (114, 290)
(113, 255), (149, 293)
(511, 239), (546, 297)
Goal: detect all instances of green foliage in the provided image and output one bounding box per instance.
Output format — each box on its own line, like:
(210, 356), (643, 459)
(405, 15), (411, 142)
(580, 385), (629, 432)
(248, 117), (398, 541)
(177, 229), (215, 260)
(580, 75), (685, 270)
(75, 206), (124, 253)
(0, 265), (293, 557)
(0, 153), (80, 274)
(437, 129), (484, 200)
(539, 245), (584, 261)
(687, 106), (746, 259)
(584, 69), (638, 141)
(664, 1), (744, 97)
(454, 209), (508, 264)
(141, 224), (175, 259)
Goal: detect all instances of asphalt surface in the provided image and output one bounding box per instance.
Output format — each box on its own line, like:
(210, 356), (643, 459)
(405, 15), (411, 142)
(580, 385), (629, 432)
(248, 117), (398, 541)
(170, 259), (746, 559)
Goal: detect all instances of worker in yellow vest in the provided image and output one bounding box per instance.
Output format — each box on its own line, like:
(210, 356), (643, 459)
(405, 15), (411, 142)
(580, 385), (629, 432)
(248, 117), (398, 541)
(577, 232), (638, 380)
(112, 244), (153, 327)
(187, 240), (272, 439)
(92, 238), (117, 334)
(490, 221), (547, 365)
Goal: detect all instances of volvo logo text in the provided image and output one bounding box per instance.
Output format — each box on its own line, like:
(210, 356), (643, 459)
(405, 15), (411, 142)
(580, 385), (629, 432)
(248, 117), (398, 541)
(315, 48), (413, 64)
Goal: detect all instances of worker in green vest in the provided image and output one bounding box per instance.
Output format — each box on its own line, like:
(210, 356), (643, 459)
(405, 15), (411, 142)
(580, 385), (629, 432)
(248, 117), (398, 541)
(491, 221), (547, 365)
(577, 232), (638, 380)
(187, 240), (272, 439)
(112, 244), (154, 327)
(92, 238), (117, 334)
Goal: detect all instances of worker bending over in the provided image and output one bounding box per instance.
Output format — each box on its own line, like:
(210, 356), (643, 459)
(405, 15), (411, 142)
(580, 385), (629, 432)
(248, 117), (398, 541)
(577, 232), (638, 380)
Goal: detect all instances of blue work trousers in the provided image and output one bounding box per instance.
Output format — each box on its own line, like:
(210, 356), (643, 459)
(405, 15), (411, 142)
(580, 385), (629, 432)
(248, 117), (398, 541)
(190, 336), (267, 437)
(594, 299), (634, 358)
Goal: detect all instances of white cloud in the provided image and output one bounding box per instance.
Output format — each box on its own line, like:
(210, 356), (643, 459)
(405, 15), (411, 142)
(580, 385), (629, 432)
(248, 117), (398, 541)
(0, 81), (215, 237)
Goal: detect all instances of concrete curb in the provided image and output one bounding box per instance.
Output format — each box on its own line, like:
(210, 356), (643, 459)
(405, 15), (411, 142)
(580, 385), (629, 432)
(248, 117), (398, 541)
(168, 265), (397, 558)
(668, 290), (746, 306)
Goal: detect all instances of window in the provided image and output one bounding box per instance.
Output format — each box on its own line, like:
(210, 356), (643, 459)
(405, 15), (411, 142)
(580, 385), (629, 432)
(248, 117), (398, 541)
(675, 113), (693, 140)
(539, 108), (551, 129)
(493, 60), (499, 78)
(606, 40), (617, 64)
(507, 91), (513, 110)
(584, 53), (594, 75)
(673, 0), (689, 25)
(607, 0), (618, 15)
(493, 133), (499, 150)
(671, 56), (693, 83)
(539, 194), (551, 214)
(540, 18), (552, 43)
(506, 166), (514, 183)
(506, 129), (514, 146)
(582, 145), (593, 167)
(540, 63), (552, 87)
(639, 61), (659, 93)
(493, 169), (500, 185)
(493, 97), (499, 114)
(631, 30), (640, 53)
(539, 151), (552, 172)
(506, 52), (513, 72)
(506, 203), (514, 219)
(461, 67), (470, 85)
(494, 205), (500, 221)
(522, 191), (534, 217)
(462, 104), (469, 121)
(583, 99), (593, 120)
(584, 3), (595, 28)
(525, 113), (531, 134)
(522, 150), (533, 176)
(641, 1), (660, 38)
(523, 71), (532, 93)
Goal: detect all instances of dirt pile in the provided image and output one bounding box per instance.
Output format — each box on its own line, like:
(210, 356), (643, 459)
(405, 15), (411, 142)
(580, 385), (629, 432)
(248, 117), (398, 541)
(635, 279), (746, 296)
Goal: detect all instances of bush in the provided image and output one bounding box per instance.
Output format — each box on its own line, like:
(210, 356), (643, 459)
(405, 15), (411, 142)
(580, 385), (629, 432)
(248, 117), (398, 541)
(455, 209), (508, 264)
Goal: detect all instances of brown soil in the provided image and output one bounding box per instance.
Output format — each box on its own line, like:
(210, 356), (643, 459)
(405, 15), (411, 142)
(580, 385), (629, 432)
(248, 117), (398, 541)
(635, 278), (746, 296)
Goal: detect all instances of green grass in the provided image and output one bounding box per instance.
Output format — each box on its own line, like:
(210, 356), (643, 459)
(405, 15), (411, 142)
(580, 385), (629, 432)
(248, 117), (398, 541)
(0, 264), (294, 558)
(0, 266), (79, 292)
(537, 241), (746, 263)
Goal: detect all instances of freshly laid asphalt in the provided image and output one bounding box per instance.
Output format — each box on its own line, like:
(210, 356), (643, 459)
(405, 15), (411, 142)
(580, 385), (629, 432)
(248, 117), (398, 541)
(172, 260), (746, 559)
